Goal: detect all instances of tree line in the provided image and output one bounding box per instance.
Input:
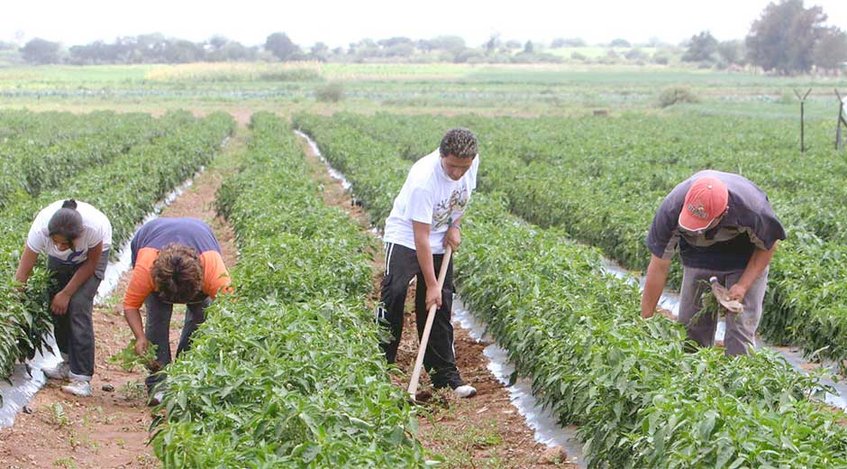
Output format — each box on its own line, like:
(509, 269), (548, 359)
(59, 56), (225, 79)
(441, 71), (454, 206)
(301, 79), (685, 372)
(683, 0), (847, 73)
(3, 0), (845, 74)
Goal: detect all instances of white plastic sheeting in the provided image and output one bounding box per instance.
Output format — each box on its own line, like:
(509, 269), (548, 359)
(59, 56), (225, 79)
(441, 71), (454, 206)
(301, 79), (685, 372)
(453, 301), (585, 467)
(294, 130), (352, 190)
(0, 335), (62, 427)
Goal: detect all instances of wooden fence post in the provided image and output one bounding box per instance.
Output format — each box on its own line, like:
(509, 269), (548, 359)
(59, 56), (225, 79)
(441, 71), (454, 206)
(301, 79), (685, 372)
(794, 88), (812, 153)
(836, 89), (846, 151)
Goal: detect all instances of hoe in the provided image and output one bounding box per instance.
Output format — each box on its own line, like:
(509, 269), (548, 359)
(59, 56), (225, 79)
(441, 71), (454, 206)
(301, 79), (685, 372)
(407, 246), (453, 404)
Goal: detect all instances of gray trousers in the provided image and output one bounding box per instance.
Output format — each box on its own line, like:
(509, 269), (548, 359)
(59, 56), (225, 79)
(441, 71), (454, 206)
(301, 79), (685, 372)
(47, 251), (109, 378)
(678, 265), (769, 356)
(144, 294), (210, 391)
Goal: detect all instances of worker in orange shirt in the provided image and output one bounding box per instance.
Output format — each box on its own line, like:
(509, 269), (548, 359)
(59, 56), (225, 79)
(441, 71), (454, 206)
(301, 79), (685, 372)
(122, 217), (231, 405)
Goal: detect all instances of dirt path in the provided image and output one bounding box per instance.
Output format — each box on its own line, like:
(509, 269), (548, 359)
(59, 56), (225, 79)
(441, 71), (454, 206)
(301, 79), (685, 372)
(299, 136), (574, 468)
(0, 119), (247, 469)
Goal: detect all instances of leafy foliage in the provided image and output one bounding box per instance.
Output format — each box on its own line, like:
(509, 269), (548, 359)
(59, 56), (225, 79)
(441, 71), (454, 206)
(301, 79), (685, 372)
(296, 112), (847, 368)
(153, 113), (426, 466)
(298, 111), (847, 467)
(107, 339), (159, 372)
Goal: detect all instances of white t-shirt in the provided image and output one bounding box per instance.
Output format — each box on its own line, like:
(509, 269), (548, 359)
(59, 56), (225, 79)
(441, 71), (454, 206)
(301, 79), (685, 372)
(26, 200), (112, 264)
(383, 149), (479, 254)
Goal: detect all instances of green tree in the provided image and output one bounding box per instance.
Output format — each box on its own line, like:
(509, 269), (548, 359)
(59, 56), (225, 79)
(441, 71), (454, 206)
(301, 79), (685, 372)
(814, 27), (847, 70)
(717, 39), (746, 66)
(682, 31), (718, 63)
(21, 38), (61, 64)
(309, 42), (329, 61)
(205, 37), (255, 62)
(746, 0), (826, 73)
(484, 33), (501, 54)
(552, 37), (586, 48)
(378, 37), (415, 58)
(163, 39), (203, 63)
(265, 32), (300, 61)
(427, 36), (466, 55)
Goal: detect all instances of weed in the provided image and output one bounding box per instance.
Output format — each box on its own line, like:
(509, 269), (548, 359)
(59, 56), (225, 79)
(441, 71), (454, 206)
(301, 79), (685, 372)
(52, 458), (77, 468)
(118, 380), (147, 401)
(50, 402), (69, 428)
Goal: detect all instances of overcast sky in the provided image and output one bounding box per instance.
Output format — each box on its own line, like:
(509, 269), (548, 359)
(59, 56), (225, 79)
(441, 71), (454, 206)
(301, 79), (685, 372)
(2, 0), (846, 48)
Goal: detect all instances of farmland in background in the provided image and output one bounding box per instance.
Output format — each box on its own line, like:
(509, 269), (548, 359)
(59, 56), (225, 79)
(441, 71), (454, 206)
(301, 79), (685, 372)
(0, 62), (845, 118)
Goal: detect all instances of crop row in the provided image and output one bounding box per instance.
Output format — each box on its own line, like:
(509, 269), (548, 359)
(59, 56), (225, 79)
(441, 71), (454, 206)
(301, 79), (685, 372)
(152, 113), (426, 467)
(295, 112), (847, 367)
(0, 110), (169, 209)
(460, 195), (847, 467)
(0, 110), (234, 381)
(295, 114), (847, 467)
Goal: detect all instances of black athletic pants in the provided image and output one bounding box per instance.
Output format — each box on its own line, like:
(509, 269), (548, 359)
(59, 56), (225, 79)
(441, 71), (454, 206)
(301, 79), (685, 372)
(377, 243), (463, 389)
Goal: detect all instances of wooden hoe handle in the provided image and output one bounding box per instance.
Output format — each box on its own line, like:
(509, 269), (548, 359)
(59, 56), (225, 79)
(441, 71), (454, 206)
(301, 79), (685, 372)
(407, 246), (453, 399)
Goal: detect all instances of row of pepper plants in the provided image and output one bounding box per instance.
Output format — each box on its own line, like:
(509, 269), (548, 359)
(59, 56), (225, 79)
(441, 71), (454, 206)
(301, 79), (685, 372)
(295, 111), (847, 368)
(152, 113), (427, 467)
(0, 110), (168, 209)
(0, 110), (234, 383)
(294, 113), (847, 467)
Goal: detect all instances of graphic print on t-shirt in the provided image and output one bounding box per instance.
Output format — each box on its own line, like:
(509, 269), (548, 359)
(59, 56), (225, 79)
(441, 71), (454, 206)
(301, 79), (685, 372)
(432, 186), (470, 230)
(65, 248), (86, 264)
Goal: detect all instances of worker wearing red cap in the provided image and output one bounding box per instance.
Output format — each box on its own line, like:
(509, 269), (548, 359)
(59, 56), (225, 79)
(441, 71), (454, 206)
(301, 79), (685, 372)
(641, 170), (786, 355)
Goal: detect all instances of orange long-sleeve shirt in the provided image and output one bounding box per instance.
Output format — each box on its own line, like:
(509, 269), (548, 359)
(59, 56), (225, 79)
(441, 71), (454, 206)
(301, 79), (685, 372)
(122, 218), (231, 310)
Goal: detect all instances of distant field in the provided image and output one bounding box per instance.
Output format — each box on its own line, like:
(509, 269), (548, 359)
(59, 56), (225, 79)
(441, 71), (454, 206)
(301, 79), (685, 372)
(546, 46), (661, 59)
(0, 62), (844, 119)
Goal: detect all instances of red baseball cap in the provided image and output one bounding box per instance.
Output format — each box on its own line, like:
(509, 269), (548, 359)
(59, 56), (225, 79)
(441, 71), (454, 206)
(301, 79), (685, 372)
(678, 176), (728, 232)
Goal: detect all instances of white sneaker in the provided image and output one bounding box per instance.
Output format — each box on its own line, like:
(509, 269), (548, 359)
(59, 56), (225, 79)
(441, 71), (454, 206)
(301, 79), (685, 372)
(453, 384), (477, 398)
(61, 380), (92, 397)
(148, 391), (165, 406)
(42, 362), (70, 380)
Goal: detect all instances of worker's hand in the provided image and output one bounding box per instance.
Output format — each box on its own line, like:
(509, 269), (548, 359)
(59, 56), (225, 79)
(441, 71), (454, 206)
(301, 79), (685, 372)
(50, 291), (71, 315)
(728, 284), (747, 302)
(134, 337), (149, 356)
(641, 309), (655, 319)
(443, 226), (461, 251)
(656, 307), (676, 320)
(426, 287), (443, 311)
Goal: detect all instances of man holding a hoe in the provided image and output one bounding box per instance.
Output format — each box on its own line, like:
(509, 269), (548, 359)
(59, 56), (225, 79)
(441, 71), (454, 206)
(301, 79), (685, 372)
(377, 128), (480, 398)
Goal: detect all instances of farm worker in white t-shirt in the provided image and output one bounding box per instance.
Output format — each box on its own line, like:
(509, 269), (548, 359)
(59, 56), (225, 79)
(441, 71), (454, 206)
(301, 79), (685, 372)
(379, 128), (480, 399)
(15, 199), (112, 397)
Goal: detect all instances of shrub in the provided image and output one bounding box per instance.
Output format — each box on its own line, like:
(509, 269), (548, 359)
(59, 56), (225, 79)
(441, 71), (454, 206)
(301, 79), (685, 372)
(315, 82), (345, 102)
(657, 86), (699, 107)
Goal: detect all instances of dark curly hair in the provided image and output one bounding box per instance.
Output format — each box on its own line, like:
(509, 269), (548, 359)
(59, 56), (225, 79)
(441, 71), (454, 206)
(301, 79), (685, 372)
(151, 243), (203, 304)
(439, 128), (478, 159)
